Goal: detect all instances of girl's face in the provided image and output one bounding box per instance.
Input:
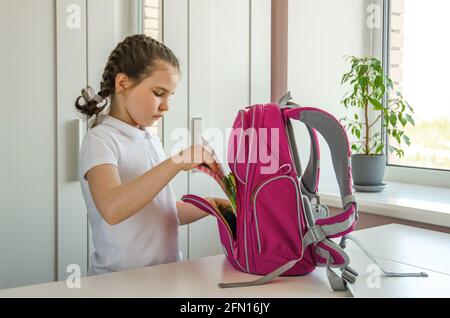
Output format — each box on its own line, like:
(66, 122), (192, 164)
(117, 61), (180, 127)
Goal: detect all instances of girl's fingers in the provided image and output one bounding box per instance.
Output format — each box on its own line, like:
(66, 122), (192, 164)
(202, 148), (216, 165)
(214, 197), (231, 209)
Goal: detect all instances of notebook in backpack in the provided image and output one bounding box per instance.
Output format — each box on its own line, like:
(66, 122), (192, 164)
(181, 92), (427, 291)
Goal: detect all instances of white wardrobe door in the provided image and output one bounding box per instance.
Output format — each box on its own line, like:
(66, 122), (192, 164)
(56, 0), (89, 280)
(163, 0), (190, 260)
(57, 0), (138, 279)
(188, 0), (271, 259)
(159, 0), (271, 260)
(0, 0), (57, 289)
(188, 0), (222, 259)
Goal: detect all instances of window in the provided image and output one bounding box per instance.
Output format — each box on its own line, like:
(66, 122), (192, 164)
(385, 0), (450, 171)
(143, 0), (162, 41)
(140, 0), (163, 138)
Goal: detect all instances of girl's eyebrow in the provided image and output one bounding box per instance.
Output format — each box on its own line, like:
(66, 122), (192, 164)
(155, 86), (175, 95)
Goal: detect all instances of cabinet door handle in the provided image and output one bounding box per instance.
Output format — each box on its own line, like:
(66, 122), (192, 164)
(76, 118), (88, 181)
(192, 117), (203, 145)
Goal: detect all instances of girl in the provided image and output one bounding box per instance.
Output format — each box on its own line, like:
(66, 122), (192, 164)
(76, 34), (230, 276)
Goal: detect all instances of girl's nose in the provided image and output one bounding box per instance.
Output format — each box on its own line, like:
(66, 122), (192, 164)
(159, 100), (169, 112)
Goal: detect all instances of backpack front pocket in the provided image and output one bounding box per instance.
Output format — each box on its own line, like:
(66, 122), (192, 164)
(181, 194), (247, 272)
(251, 175), (304, 257)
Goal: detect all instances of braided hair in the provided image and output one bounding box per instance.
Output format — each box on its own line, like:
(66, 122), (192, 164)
(75, 34), (180, 125)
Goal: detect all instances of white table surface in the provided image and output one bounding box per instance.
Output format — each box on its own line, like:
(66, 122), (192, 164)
(0, 256), (350, 298)
(0, 224), (449, 298)
(342, 224), (450, 276)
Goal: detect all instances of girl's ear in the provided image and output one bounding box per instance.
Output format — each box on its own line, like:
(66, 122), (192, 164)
(115, 73), (131, 96)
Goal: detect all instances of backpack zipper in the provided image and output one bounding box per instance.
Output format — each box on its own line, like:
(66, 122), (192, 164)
(244, 105), (264, 272)
(233, 110), (247, 185)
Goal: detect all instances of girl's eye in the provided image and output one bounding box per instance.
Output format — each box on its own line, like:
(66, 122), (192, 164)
(153, 91), (164, 97)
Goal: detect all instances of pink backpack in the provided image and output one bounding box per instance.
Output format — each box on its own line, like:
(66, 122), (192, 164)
(182, 92), (427, 291)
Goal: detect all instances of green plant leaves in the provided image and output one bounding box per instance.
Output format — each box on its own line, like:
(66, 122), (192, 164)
(375, 144), (385, 154)
(386, 77), (394, 89)
(371, 58), (382, 73)
(389, 112), (397, 126)
(358, 65), (369, 76)
(403, 135), (411, 146)
(369, 96), (383, 110)
(399, 113), (407, 127)
(339, 56), (415, 158)
(405, 114), (415, 126)
(374, 75), (384, 87)
(358, 76), (369, 88)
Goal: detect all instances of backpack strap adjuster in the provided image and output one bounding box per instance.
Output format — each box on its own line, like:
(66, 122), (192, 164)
(309, 225), (327, 243)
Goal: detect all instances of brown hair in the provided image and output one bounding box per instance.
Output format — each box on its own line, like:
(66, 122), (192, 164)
(75, 34), (180, 123)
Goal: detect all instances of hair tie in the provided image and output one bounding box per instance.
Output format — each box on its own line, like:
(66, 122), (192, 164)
(93, 94), (105, 104)
(80, 86), (106, 107)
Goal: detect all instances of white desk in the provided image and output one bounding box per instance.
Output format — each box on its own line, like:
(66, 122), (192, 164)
(0, 224), (449, 298)
(0, 256), (350, 298)
(343, 224), (450, 275)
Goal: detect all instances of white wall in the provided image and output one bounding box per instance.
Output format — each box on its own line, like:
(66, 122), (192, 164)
(0, 0), (57, 288)
(287, 0), (370, 185)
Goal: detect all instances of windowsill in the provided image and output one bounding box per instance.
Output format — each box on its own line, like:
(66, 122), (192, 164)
(318, 181), (450, 228)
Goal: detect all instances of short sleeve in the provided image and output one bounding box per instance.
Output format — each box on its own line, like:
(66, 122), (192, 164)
(79, 131), (119, 181)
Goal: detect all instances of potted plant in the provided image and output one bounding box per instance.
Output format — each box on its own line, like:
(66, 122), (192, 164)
(340, 56), (415, 191)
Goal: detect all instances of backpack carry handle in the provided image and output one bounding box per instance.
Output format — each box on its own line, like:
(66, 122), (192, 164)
(279, 92), (320, 199)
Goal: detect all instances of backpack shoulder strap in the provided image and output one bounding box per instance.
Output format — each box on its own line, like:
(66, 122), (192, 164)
(284, 106), (357, 216)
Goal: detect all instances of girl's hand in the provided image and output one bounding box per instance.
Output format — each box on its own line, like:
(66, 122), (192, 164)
(174, 144), (217, 172)
(205, 197), (232, 213)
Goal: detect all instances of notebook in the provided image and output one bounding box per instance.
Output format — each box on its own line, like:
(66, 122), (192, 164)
(193, 138), (237, 214)
(193, 138), (237, 238)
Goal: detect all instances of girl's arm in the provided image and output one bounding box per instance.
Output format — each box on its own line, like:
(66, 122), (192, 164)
(176, 197), (231, 225)
(176, 200), (208, 225)
(86, 145), (214, 225)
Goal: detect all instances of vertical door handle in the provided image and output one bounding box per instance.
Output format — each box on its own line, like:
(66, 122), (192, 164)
(192, 117), (203, 145)
(76, 118), (88, 181)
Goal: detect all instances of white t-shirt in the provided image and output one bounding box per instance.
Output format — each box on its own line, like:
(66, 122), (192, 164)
(79, 114), (181, 276)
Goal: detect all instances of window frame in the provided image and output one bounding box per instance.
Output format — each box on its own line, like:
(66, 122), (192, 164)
(378, 0), (450, 187)
(138, 0), (165, 142)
